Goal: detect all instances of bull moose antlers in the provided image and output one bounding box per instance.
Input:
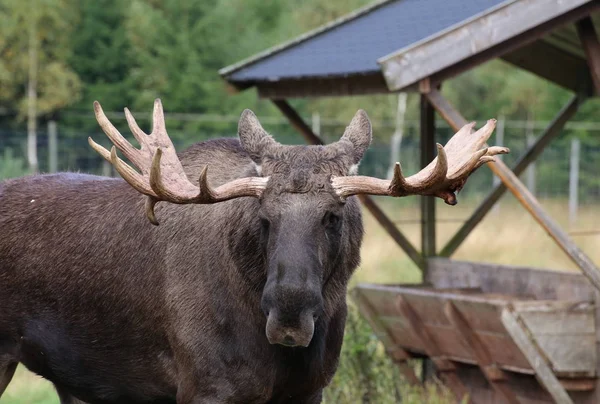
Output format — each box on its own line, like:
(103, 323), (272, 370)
(332, 119), (509, 205)
(90, 100), (508, 225)
(89, 99), (269, 225)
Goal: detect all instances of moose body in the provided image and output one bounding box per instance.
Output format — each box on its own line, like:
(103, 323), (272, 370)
(0, 138), (360, 403)
(0, 101), (506, 404)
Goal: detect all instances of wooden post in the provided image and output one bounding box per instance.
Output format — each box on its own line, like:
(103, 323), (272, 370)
(271, 99), (424, 270)
(525, 116), (536, 196)
(576, 16), (600, 95)
(387, 92), (407, 179)
(102, 160), (112, 177)
(420, 94), (436, 263)
(492, 116), (504, 215)
(47, 120), (58, 173)
(441, 96), (581, 257)
(419, 87), (437, 384)
(569, 138), (580, 227)
(311, 111), (320, 136)
(425, 89), (600, 293)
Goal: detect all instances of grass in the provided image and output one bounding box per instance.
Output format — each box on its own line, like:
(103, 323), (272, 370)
(3, 196), (599, 403)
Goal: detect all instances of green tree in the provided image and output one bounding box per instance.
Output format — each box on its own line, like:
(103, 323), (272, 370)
(0, 0), (81, 171)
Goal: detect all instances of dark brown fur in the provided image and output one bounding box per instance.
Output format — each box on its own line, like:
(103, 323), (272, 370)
(0, 110), (372, 404)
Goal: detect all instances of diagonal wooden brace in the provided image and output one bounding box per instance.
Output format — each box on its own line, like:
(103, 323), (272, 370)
(424, 88), (600, 294)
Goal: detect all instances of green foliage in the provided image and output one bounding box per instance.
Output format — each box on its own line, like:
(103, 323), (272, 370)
(0, 0), (81, 118)
(324, 302), (456, 404)
(0, 148), (30, 179)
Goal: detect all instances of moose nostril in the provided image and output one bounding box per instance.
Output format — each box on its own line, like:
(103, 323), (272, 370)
(282, 335), (296, 347)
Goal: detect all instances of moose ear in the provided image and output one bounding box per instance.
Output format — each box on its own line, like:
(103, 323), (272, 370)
(238, 109), (276, 164)
(340, 110), (372, 165)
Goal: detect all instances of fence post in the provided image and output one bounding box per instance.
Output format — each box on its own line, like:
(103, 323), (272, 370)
(311, 112), (320, 136)
(569, 137), (580, 227)
(48, 120), (58, 173)
(492, 115), (505, 215)
(525, 116), (536, 196)
(388, 92), (408, 179)
(102, 160), (112, 177)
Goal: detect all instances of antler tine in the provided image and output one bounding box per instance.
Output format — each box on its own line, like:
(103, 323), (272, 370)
(88, 136), (111, 162)
(93, 101), (143, 168)
(404, 144), (448, 190)
(91, 99), (270, 225)
(332, 119), (509, 205)
(124, 107), (148, 145)
(110, 147), (156, 197)
(151, 99), (167, 137)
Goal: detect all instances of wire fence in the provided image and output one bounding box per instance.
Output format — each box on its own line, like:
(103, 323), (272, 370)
(1, 111), (599, 229)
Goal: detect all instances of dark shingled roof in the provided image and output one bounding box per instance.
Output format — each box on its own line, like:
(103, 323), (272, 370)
(221, 0), (508, 83)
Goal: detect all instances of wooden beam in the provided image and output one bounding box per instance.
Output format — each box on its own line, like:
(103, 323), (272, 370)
(353, 291), (421, 386)
(444, 302), (520, 404)
(576, 16), (600, 95)
(271, 99), (424, 270)
(501, 308), (574, 404)
(256, 73), (394, 99)
(425, 89), (600, 293)
(396, 296), (471, 402)
(501, 39), (590, 92)
(440, 95), (582, 257)
(379, 0), (598, 93)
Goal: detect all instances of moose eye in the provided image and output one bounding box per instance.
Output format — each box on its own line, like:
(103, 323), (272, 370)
(322, 211), (341, 230)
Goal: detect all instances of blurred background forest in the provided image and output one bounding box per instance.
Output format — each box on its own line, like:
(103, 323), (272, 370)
(1, 0), (600, 403)
(1, 0), (599, 194)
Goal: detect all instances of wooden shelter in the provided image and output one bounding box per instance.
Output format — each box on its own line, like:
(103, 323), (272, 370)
(220, 0), (600, 402)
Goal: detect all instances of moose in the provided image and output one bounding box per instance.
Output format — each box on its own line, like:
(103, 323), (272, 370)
(0, 99), (507, 403)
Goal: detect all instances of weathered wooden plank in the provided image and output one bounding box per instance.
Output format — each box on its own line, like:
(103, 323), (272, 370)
(501, 308), (574, 404)
(352, 289), (421, 385)
(425, 89), (600, 294)
(396, 296), (471, 402)
(516, 303), (594, 335)
(558, 378), (596, 392)
(576, 16), (600, 95)
(532, 335), (596, 376)
(378, 0), (596, 92)
(427, 258), (596, 301)
(445, 302), (520, 403)
(440, 95), (582, 257)
(271, 99), (424, 270)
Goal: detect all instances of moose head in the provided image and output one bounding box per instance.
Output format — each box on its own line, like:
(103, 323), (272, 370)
(89, 99), (508, 348)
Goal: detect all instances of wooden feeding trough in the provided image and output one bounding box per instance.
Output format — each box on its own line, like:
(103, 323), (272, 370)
(354, 259), (598, 403)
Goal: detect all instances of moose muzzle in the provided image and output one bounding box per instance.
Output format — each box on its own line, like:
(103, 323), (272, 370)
(261, 277), (324, 348)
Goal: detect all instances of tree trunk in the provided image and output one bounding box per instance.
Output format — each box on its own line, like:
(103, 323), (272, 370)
(27, 15), (39, 173)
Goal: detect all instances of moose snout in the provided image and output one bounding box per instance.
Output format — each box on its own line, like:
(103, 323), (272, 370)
(265, 309), (316, 347)
(261, 282), (323, 348)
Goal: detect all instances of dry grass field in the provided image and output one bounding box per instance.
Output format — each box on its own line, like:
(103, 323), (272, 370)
(2, 196), (598, 403)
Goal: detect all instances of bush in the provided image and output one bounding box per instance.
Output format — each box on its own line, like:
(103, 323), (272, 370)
(323, 301), (456, 404)
(0, 148), (30, 180)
